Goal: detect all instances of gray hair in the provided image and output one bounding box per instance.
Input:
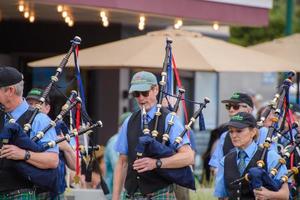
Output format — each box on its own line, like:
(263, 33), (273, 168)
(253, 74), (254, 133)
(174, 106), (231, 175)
(14, 80), (24, 96)
(1, 80), (24, 96)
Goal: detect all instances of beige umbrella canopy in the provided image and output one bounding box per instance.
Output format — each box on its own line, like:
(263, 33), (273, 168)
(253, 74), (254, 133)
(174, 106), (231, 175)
(28, 29), (294, 72)
(249, 34), (300, 70)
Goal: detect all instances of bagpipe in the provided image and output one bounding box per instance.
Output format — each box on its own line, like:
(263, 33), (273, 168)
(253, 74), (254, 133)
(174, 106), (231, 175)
(23, 36), (81, 135)
(230, 71), (295, 192)
(134, 38), (210, 190)
(0, 36), (103, 194)
(79, 145), (110, 194)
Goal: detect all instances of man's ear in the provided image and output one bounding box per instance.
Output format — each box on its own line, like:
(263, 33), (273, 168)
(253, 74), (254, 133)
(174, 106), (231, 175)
(153, 85), (159, 95)
(8, 86), (16, 96)
(45, 104), (51, 114)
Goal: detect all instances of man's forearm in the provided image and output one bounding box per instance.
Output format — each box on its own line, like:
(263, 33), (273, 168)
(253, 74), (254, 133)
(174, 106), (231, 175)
(63, 147), (76, 170)
(27, 151), (59, 169)
(112, 158), (128, 200)
(160, 145), (194, 169)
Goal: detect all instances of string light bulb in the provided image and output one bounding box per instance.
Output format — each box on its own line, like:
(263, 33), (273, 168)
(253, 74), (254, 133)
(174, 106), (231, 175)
(140, 16), (145, 23)
(174, 19), (183, 29)
(103, 20), (109, 27)
(138, 15), (145, 31)
(57, 5), (63, 12)
(100, 11), (109, 27)
(138, 24), (144, 31)
(213, 22), (219, 30)
(65, 16), (71, 23)
(68, 20), (74, 27)
(62, 10), (68, 18)
(18, 2), (25, 12)
(24, 10), (29, 18)
(100, 11), (106, 18)
(29, 13), (35, 23)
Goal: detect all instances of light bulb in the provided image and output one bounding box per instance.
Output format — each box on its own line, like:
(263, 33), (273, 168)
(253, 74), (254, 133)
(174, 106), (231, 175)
(18, 4), (24, 12)
(177, 19), (183, 26)
(57, 5), (63, 12)
(213, 22), (219, 30)
(140, 16), (145, 23)
(62, 11), (68, 18)
(29, 15), (35, 23)
(100, 11), (106, 18)
(103, 20), (109, 27)
(24, 11), (29, 18)
(65, 16), (70, 23)
(68, 20), (74, 27)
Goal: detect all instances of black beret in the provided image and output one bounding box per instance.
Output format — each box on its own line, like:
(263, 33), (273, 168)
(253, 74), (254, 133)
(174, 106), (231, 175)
(0, 66), (23, 87)
(221, 92), (253, 108)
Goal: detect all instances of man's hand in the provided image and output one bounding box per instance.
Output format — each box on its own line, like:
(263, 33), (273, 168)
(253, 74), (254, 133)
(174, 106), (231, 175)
(133, 157), (156, 173)
(0, 144), (26, 160)
(253, 187), (271, 200)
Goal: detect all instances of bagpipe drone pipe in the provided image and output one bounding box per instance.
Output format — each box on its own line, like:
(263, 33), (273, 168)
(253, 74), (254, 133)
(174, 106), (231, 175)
(0, 37), (102, 194)
(230, 71), (295, 191)
(134, 38), (210, 190)
(79, 145), (110, 195)
(23, 36), (81, 135)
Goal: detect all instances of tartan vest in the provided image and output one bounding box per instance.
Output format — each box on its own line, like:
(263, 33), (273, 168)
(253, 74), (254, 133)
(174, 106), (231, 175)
(0, 107), (35, 192)
(224, 148), (267, 200)
(125, 107), (172, 195)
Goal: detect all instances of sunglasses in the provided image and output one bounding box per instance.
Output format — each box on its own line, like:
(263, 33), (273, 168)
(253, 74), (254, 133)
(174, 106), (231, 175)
(225, 104), (247, 111)
(132, 91), (150, 98)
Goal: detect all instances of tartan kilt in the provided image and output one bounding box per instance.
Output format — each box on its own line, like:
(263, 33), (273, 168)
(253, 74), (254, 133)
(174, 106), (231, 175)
(122, 185), (176, 200)
(36, 192), (64, 200)
(0, 191), (36, 200)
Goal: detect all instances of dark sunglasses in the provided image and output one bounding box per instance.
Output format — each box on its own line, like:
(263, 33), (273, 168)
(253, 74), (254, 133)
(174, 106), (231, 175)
(132, 91), (150, 98)
(225, 104), (247, 111)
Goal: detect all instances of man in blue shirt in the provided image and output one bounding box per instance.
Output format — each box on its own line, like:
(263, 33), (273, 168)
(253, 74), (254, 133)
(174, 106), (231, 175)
(214, 112), (289, 200)
(26, 87), (76, 198)
(0, 66), (59, 199)
(112, 71), (194, 200)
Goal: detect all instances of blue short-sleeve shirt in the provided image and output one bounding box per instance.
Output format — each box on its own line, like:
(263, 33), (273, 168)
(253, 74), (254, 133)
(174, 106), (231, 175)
(10, 100), (58, 153)
(114, 105), (190, 155)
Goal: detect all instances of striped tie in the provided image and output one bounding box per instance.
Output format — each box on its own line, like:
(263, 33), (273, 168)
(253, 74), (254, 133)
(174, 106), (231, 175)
(237, 150), (247, 175)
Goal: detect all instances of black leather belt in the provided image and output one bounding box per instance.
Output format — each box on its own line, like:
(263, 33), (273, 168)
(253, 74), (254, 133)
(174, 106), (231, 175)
(0, 188), (34, 197)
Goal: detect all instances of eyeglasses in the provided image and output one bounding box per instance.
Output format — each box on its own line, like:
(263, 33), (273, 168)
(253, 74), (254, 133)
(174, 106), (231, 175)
(132, 91), (150, 98)
(225, 104), (248, 111)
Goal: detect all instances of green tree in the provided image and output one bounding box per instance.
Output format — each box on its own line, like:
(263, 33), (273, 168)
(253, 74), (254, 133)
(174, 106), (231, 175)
(229, 0), (300, 46)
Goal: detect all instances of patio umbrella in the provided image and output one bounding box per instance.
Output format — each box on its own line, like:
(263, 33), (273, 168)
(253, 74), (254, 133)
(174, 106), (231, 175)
(249, 34), (300, 69)
(249, 34), (300, 101)
(28, 29), (294, 72)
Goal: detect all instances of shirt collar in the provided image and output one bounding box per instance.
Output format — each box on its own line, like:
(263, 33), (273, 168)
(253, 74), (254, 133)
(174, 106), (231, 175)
(10, 99), (29, 120)
(236, 141), (257, 158)
(146, 105), (157, 120)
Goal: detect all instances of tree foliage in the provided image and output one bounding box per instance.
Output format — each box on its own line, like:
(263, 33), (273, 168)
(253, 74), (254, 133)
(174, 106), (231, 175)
(229, 0), (300, 46)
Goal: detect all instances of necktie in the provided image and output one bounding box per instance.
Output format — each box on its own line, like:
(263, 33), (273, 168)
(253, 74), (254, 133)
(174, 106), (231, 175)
(146, 114), (151, 123)
(237, 150), (247, 175)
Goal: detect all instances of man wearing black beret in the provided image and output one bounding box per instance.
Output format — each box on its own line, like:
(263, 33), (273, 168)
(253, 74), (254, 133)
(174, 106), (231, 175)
(0, 66), (59, 199)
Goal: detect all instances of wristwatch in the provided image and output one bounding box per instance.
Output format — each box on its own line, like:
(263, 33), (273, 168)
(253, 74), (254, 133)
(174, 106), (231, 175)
(156, 159), (162, 169)
(24, 150), (31, 161)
